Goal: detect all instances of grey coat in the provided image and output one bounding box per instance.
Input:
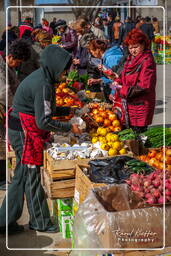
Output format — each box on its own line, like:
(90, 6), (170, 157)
(0, 55), (19, 158)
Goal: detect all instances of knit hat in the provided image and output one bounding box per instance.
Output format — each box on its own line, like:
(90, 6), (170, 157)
(56, 19), (67, 28)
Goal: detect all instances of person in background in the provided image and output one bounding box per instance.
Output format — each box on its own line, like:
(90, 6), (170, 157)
(0, 25), (18, 51)
(50, 17), (57, 35)
(0, 39), (31, 192)
(140, 16), (154, 44)
(0, 45), (81, 235)
(87, 39), (123, 100)
(152, 17), (160, 34)
(42, 18), (53, 35)
(71, 19), (89, 76)
(18, 30), (52, 82)
(119, 17), (135, 45)
(136, 17), (145, 29)
(108, 29), (156, 133)
(19, 17), (33, 38)
(94, 16), (104, 31)
(102, 18), (109, 40)
(112, 16), (122, 45)
(107, 14), (114, 44)
(56, 19), (78, 55)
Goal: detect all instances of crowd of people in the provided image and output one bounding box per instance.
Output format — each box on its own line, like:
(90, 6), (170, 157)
(0, 12), (157, 235)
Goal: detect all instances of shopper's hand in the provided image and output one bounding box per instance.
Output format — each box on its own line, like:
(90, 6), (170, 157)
(73, 58), (80, 65)
(109, 94), (114, 101)
(71, 124), (82, 134)
(98, 64), (103, 71)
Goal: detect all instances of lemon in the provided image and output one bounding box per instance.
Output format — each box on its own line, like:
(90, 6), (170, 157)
(112, 120), (120, 127)
(110, 134), (119, 142)
(100, 143), (109, 151)
(92, 137), (98, 144)
(108, 142), (113, 147)
(99, 137), (106, 143)
(86, 90), (90, 94)
(119, 148), (127, 155)
(120, 141), (124, 148)
(106, 133), (113, 142)
(100, 128), (108, 136)
(112, 141), (121, 151)
(108, 148), (118, 156)
(97, 127), (103, 135)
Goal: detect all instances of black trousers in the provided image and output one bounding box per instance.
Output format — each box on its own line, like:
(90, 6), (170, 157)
(0, 128), (52, 230)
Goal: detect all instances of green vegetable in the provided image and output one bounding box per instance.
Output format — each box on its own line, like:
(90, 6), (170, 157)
(142, 126), (171, 148)
(126, 159), (139, 165)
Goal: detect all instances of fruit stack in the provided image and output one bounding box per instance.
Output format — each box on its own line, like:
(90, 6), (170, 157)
(87, 103), (122, 132)
(90, 127), (127, 156)
(55, 82), (83, 108)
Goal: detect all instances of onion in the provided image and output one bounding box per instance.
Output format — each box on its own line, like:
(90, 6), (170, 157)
(158, 196), (164, 204)
(152, 179), (161, 188)
(145, 193), (152, 199)
(125, 180), (131, 185)
(166, 196), (171, 202)
(165, 181), (171, 191)
(153, 189), (161, 198)
(144, 180), (151, 187)
(146, 196), (157, 204)
(158, 185), (163, 192)
(165, 189), (171, 196)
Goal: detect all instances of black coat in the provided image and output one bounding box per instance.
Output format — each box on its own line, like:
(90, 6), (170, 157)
(140, 23), (154, 40)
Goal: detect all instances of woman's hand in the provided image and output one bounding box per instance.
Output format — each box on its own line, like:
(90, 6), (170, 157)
(73, 58), (80, 65)
(71, 124), (82, 134)
(87, 78), (102, 86)
(98, 64), (103, 71)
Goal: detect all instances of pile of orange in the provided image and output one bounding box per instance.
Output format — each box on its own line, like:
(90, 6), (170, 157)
(89, 103), (121, 132)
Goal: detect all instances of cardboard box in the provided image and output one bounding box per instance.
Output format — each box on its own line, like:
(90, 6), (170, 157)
(76, 185), (171, 249)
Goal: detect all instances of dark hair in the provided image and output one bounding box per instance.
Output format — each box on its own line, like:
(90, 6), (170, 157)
(152, 17), (158, 22)
(8, 38), (31, 61)
(88, 39), (108, 53)
(124, 28), (150, 50)
(145, 16), (151, 22)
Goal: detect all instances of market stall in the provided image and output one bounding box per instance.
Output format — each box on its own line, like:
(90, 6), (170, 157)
(37, 70), (171, 254)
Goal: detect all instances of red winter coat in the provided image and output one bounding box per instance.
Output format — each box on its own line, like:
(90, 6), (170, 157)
(118, 50), (156, 127)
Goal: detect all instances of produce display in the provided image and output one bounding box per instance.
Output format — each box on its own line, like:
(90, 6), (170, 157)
(126, 169), (171, 205)
(55, 82), (83, 108)
(90, 127), (127, 156)
(47, 142), (108, 160)
(87, 102), (122, 131)
(139, 147), (171, 171)
(118, 128), (136, 141)
(66, 70), (89, 91)
(142, 126), (171, 148)
(125, 159), (154, 174)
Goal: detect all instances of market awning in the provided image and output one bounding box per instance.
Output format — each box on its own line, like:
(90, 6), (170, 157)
(35, 0), (69, 5)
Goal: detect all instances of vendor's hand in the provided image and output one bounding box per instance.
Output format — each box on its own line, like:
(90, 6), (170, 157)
(88, 78), (101, 86)
(71, 124), (82, 135)
(73, 58), (80, 65)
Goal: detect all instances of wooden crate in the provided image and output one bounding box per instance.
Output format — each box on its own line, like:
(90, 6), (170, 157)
(44, 151), (90, 181)
(75, 164), (106, 204)
(41, 168), (75, 199)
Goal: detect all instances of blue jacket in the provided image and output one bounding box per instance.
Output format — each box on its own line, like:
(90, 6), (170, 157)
(101, 45), (123, 85)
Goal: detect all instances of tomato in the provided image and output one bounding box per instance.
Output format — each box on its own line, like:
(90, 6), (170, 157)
(165, 156), (171, 165)
(156, 152), (163, 161)
(166, 149), (171, 157)
(148, 150), (157, 158)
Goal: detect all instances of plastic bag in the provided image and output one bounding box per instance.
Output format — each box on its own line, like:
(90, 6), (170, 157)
(89, 156), (133, 184)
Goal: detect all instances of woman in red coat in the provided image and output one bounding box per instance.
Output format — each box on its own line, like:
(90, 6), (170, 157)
(111, 28), (156, 133)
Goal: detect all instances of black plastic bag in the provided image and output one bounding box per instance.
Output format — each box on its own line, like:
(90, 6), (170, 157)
(89, 156), (133, 184)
